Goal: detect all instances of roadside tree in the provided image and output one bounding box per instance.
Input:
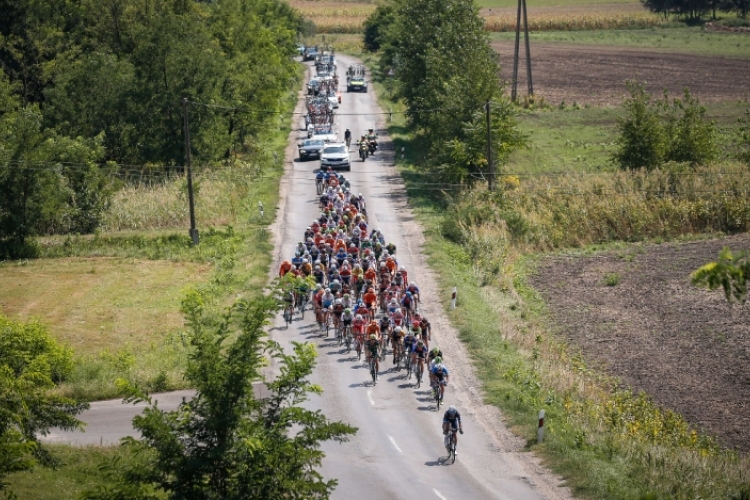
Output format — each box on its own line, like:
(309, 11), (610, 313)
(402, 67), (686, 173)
(82, 290), (356, 500)
(0, 314), (87, 491)
(613, 81), (667, 171)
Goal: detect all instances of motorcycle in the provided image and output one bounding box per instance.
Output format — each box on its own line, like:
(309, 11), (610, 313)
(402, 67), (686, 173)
(367, 140), (377, 155)
(359, 142), (368, 162)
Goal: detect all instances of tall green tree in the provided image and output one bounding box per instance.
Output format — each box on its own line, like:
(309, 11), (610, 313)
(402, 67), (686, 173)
(83, 291), (356, 500)
(613, 81), (667, 171)
(381, 0), (500, 146)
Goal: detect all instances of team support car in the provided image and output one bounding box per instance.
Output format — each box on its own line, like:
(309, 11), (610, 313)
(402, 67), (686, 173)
(298, 138), (325, 161)
(347, 76), (367, 93)
(320, 143), (351, 171)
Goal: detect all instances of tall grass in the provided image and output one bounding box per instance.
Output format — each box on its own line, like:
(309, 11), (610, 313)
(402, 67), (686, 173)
(484, 12), (665, 31)
(444, 163), (750, 254)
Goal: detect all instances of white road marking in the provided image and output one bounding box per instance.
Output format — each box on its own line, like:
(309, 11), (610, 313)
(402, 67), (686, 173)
(367, 389), (375, 406)
(388, 435), (402, 453)
(433, 489), (448, 500)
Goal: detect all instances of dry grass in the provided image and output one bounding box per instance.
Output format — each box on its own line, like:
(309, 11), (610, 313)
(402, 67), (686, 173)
(0, 257), (209, 355)
(292, 0), (662, 33)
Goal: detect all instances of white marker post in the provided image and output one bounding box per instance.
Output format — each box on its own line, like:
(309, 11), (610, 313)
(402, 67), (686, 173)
(537, 409), (545, 444)
(450, 287), (457, 309)
(258, 201), (264, 218)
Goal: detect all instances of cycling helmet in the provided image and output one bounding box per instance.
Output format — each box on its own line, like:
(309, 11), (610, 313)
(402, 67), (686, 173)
(344, 308), (351, 314)
(394, 326), (403, 333)
(335, 299), (342, 304)
(344, 293), (350, 298)
(390, 298), (397, 304)
(405, 292), (412, 297)
(370, 333), (377, 339)
(399, 266), (406, 272)
(434, 357), (442, 364)
(356, 314), (363, 320)
(303, 258), (309, 264)
(417, 339), (424, 345)
(325, 288), (331, 293)
(410, 282), (417, 288)
(447, 405), (457, 415)
(315, 284), (322, 290)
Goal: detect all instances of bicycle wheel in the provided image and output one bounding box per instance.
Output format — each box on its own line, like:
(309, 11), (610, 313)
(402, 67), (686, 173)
(416, 366), (422, 388)
(371, 360), (377, 385)
(406, 356), (412, 379)
(450, 439), (456, 464)
(435, 386), (441, 410)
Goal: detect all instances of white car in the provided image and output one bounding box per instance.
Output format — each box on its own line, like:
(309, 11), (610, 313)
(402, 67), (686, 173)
(320, 143), (351, 171)
(312, 128), (337, 143)
(328, 94), (339, 109)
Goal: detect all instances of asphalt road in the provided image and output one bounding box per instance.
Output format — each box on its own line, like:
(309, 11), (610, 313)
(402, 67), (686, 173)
(271, 54), (555, 500)
(44, 54), (565, 500)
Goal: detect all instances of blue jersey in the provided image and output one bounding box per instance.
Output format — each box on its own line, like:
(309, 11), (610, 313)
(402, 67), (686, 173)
(443, 410), (461, 427)
(431, 365), (449, 378)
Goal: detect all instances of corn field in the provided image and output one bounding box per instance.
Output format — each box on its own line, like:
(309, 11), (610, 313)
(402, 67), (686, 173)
(291, 0), (666, 33)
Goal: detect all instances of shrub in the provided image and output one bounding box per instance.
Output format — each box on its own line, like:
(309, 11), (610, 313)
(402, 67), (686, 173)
(613, 81), (666, 171)
(0, 314), (74, 383)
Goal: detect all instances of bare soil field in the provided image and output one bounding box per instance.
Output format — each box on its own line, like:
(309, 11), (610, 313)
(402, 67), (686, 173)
(530, 234), (750, 452)
(493, 42), (750, 105)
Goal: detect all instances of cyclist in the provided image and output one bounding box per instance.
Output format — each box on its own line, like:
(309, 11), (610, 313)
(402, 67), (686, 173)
(442, 405), (464, 454)
(428, 347), (443, 367)
(279, 260), (292, 277)
(411, 338), (429, 381)
(353, 313), (366, 349)
(365, 333), (381, 378)
(344, 128), (352, 148)
(321, 288), (335, 309)
(341, 307), (355, 339)
(431, 357), (449, 402)
(391, 325), (406, 364)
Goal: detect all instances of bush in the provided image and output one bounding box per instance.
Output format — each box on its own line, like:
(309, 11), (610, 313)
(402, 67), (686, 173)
(0, 314), (74, 383)
(613, 81), (666, 170)
(614, 82), (717, 171)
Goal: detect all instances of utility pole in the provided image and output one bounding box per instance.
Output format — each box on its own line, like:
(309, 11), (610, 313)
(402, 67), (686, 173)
(485, 100), (494, 192)
(182, 98), (199, 245)
(511, 0), (534, 103)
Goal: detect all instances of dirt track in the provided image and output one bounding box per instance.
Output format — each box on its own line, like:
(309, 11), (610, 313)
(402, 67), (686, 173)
(493, 42), (750, 105)
(530, 234), (750, 452)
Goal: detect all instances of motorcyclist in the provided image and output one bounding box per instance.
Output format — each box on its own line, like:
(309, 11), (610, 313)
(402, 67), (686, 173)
(366, 128), (378, 151)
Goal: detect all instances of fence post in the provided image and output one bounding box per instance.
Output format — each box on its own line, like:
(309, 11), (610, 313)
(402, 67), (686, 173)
(537, 409), (545, 443)
(451, 287), (457, 309)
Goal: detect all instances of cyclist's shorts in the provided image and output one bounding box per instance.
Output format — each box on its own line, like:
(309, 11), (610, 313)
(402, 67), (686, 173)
(322, 301), (333, 308)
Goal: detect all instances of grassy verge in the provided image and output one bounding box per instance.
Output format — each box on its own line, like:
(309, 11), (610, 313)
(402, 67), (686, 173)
(491, 28), (750, 59)
(364, 59), (750, 498)
(4, 445), (148, 500)
(0, 65), (302, 403)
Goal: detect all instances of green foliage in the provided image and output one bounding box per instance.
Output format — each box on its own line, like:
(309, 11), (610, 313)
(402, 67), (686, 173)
(0, 314), (87, 491)
(614, 82), (716, 171)
(82, 293), (356, 500)
(377, 0), (506, 163)
(613, 81), (667, 170)
(0, 0), (303, 166)
(363, 3), (394, 52)
(661, 88), (717, 166)
(604, 272), (622, 286)
(739, 109), (750, 165)
(692, 246), (750, 303)
(438, 100), (528, 187)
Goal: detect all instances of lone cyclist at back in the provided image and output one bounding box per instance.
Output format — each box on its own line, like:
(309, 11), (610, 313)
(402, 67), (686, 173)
(443, 405), (464, 454)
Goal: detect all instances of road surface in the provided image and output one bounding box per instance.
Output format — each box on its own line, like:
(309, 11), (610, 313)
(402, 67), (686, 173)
(46, 54), (570, 500)
(269, 54), (569, 500)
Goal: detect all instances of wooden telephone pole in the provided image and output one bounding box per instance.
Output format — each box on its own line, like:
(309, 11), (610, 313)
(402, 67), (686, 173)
(511, 0), (533, 103)
(182, 98), (199, 245)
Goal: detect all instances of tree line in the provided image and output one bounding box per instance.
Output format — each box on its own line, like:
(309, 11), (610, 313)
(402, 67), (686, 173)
(0, 0), (306, 258)
(642, 0), (749, 20)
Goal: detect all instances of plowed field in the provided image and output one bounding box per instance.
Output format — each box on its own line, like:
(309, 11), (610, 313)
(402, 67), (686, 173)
(493, 42), (750, 105)
(531, 234), (750, 452)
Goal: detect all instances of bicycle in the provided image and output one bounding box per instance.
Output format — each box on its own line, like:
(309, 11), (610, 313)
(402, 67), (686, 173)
(355, 334), (363, 360)
(445, 428), (458, 464)
(316, 179), (324, 195)
(297, 291), (308, 319)
(415, 359), (424, 388)
(392, 340), (403, 368)
(344, 327), (353, 353)
(369, 356), (378, 385)
(405, 350), (412, 379)
(434, 382), (442, 411)
(283, 304), (294, 328)
(323, 310), (332, 337)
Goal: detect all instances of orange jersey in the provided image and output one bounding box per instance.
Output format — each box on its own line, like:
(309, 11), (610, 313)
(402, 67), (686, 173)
(363, 291), (377, 305)
(385, 260), (397, 273)
(366, 323), (380, 336)
(279, 261), (292, 276)
(364, 268), (377, 281)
